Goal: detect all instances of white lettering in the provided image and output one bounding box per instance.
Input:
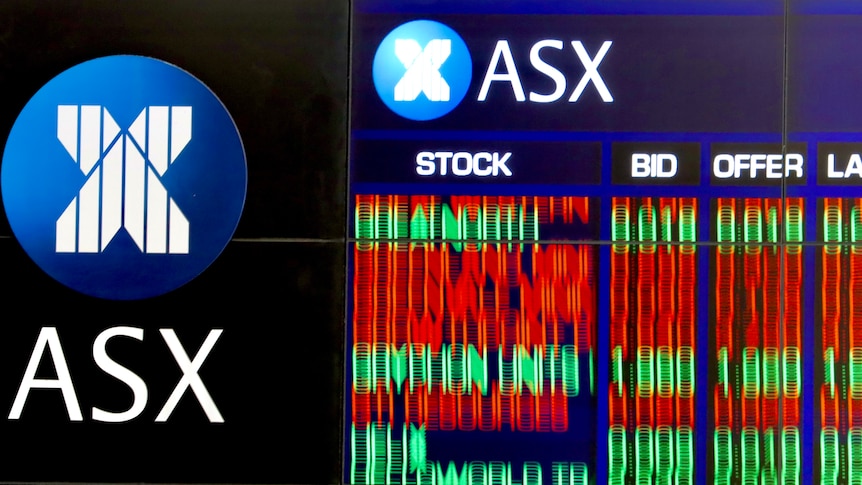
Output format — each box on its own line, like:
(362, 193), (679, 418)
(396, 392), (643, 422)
(656, 154), (677, 177)
(632, 154), (651, 177)
(528, 40), (566, 103)
(785, 154), (804, 178)
(92, 326), (148, 423)
(827, 153), (862, 178)
(9, 327), (82, 421)
(569, 41), (613, 102)
(415, 151), (513, 177)
(713, 154), (735, 179)
(452, 152), (472, 176)
(828, 153), (843, 178)
(766, 154), (782, 178)
(749, 154), (767, 177)
(473, 152), (493, 176)
(493, 152), (513, 176)
(478, 41), (525, 102)
(733, 154), (750, 179)
(155, 329), (224, 423)
(436, 151), (453, 176)
(477, 39), (613, 104)
(631, 153), (677, 178)
(712, 153), (805, 179)
(847, 154), (862, 178)
(416, 152), (435, 176)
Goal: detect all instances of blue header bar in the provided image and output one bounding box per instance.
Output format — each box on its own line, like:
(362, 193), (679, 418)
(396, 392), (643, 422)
(353, 14), (784, 133)
(791, 0), (862, 15)
(354, 0), (784, 16)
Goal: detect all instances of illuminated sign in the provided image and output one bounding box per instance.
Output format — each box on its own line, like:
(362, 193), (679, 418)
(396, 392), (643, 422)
(349, 1), (862, 484)
(0, 3), (345, 483)
(8, 326), (223, 423)
(370, 19), (613, 122)
(1, 55), (247, 300)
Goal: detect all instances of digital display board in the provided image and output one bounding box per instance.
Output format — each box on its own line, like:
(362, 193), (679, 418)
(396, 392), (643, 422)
(347, 1), (862, 483)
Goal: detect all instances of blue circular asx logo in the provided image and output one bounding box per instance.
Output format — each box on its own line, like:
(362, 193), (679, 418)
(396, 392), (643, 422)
(372, 20), (472, 121)
(1, 55), (247, 300)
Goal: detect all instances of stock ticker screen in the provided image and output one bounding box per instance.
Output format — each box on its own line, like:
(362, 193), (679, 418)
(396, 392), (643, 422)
(346, 1), (862, 483)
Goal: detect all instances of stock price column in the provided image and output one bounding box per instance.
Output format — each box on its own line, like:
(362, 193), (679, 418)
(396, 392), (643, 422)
(607, 142), (700, 484)
(348, 141), (602, 485)
(787, 4), (862, 481)
(806, 144), (862, 483)
(708, 143), (805, 484)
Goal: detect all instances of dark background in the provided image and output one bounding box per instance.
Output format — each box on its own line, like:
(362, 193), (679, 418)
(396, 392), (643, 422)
(0, 1), (347, 483)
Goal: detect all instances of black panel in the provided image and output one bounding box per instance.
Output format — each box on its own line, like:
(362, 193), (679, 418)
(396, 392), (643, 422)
(0, 239), (344, 483)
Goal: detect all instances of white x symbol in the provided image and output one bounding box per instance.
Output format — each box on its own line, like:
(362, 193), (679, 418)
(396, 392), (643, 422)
(394, 39), (451, 102)
(56, 105), (192, 254)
